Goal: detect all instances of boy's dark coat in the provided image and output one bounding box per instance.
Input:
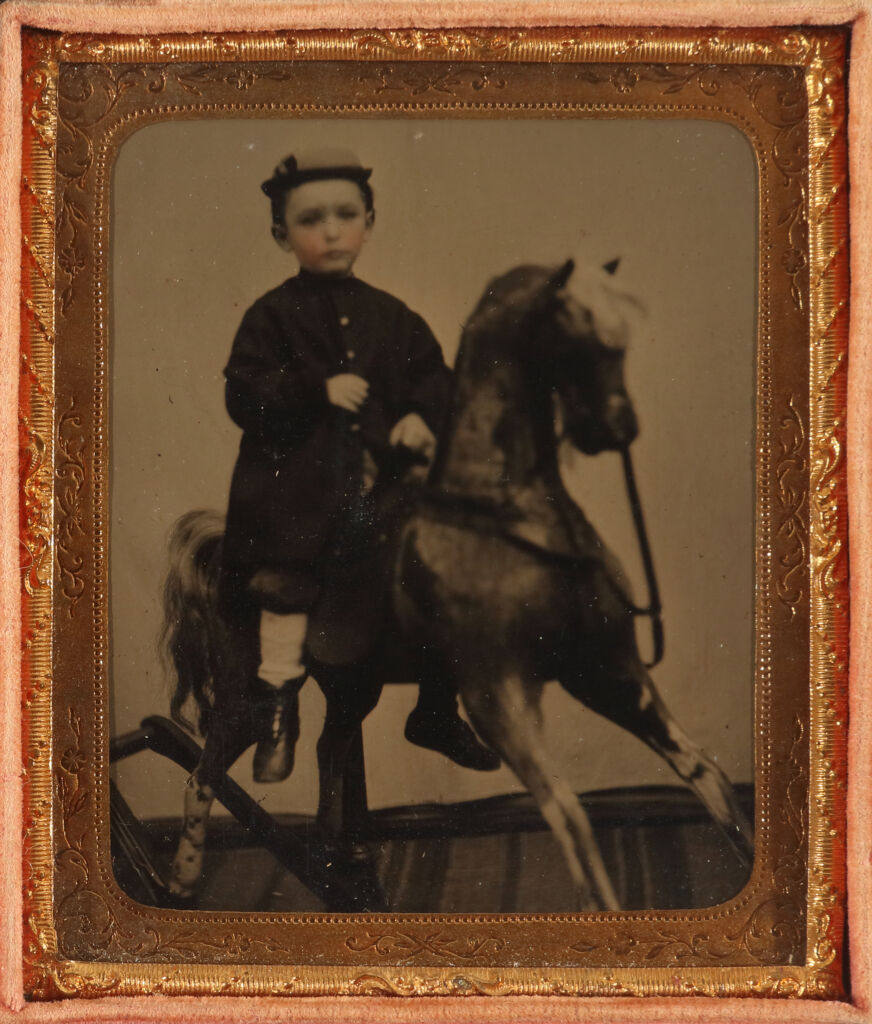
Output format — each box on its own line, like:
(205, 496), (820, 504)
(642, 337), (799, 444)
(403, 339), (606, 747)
(222, 271), (451, 584)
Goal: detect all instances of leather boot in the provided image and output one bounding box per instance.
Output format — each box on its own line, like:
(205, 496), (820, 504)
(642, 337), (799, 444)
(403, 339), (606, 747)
(404, 705), (501, 771)
(252, 674), (305, 783)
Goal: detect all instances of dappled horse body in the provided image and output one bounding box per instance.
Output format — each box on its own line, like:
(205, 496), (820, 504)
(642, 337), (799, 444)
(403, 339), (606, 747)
(165, 259), (754, 910)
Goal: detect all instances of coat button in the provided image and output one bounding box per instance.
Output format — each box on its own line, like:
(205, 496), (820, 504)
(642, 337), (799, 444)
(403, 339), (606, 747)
(346, 348), (355, 359)
(350, 423), (360, 432)
(339, 315), (350, 326)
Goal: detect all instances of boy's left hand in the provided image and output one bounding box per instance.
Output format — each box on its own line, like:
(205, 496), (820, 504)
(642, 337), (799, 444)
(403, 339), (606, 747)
(389, 413), (436, 462)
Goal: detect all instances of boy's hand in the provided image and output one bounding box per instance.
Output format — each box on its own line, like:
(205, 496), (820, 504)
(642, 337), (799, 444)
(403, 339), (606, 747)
(389, 413), (436, 462)
(326, 374), (369, 412)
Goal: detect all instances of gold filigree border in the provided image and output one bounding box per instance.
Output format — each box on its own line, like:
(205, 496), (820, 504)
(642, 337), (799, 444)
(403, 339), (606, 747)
(20, 30), (59, 983)
(805, 42), (849, 976)
(52, 26), (845, 69)
(18, 27), (848, 1000)
(25, 960), (839, 1000)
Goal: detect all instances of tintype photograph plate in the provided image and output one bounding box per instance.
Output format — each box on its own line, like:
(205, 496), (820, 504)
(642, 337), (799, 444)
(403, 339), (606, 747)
(18, 23), (849, 1001)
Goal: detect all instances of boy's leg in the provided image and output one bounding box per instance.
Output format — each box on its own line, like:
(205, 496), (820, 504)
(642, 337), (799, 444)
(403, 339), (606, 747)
(247, 567), (317, 783)
(251, 610), (307, 783)
(405, 678), (502, 772)
(258, 608), (307, 686)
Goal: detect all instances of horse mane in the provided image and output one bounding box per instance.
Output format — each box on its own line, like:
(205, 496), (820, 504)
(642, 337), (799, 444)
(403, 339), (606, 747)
(563, 260), (647, 351)
(459, 259), (646, 359)
(461, 264), (555, 346)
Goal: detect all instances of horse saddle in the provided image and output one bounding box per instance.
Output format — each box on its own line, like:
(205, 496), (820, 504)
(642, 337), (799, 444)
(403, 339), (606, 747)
(415, 482), (636, 607)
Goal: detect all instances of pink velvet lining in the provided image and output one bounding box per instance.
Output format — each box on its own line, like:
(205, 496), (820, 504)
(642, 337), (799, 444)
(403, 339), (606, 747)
(0, 993), (864, 1024)
(1, 1), (870, 1021)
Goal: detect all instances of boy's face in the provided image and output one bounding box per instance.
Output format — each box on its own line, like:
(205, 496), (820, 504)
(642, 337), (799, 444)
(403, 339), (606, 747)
(277, 178), (373, 277)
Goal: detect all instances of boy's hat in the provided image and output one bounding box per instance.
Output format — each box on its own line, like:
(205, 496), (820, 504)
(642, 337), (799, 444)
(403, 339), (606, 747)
(261, 147), (372, 200)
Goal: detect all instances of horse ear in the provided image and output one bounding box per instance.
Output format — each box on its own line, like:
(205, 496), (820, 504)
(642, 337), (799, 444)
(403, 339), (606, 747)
(549, 259), (575, 290)
(602, 257), (620, 275)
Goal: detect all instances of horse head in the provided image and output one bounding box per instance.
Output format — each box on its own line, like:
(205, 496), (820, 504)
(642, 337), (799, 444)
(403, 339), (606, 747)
(461, 258), (641, 457)
(540, 258), (641, 455)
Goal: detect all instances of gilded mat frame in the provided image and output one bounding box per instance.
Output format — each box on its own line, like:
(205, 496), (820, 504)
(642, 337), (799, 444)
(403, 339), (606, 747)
(18, 25), (848, 1000)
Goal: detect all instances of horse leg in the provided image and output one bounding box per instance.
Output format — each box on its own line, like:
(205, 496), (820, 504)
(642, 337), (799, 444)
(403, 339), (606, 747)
(461, 674), (620, 911)
(315, 667), (383, 841)
(561, 658), (754, 869)
(168, 709), (256, 899)
(168, 774), (215, 899)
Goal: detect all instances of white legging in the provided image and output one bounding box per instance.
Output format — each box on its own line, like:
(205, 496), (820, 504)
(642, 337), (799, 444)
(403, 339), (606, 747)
(258, 610), (307, 688)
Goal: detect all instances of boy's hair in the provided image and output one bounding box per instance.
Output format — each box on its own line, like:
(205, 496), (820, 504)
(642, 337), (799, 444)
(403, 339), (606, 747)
(261, 148), (375, 235)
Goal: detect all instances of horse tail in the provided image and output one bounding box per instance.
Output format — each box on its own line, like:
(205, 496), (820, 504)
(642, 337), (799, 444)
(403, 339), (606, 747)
(161, 509), (227, 736)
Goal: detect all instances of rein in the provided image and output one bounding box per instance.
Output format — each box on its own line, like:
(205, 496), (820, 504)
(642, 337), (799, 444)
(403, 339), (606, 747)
(620, 446), (664, 669)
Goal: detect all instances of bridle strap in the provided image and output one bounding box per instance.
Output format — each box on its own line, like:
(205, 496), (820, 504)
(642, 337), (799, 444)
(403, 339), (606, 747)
(621, 446), (665, 669)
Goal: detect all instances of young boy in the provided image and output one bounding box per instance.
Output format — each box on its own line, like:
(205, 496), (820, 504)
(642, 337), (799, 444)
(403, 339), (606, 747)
(221, 147), (499, 782)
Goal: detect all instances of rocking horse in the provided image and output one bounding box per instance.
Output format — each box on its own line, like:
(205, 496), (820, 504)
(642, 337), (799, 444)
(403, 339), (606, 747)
(162, 257), (754, 912)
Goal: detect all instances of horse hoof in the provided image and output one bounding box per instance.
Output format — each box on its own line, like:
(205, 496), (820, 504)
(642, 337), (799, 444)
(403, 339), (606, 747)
(162, 886), (198, 910)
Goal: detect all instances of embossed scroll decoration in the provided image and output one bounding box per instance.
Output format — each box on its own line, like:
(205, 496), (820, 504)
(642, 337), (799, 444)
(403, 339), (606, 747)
(775, 396), (808, 614)
(18, 25), (848, 1001)
(805, 29), (849, 979)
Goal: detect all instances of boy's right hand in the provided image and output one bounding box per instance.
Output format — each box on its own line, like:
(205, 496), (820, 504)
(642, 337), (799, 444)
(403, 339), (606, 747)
(326, 374), (369, 412)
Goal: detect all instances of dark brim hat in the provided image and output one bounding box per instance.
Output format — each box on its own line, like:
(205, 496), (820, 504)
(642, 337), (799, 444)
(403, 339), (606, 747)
(261, 146), (372, 201)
